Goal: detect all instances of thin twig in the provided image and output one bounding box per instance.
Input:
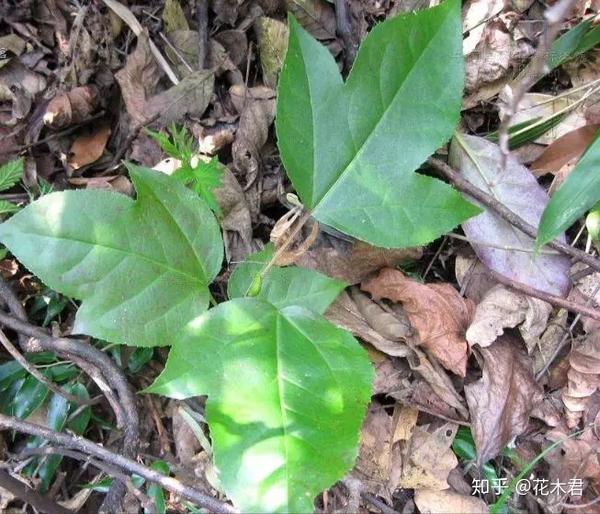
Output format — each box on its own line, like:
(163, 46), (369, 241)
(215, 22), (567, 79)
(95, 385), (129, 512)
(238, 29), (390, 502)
(487, 268), (600, 321)
(0, 469), (72, 514)
(496, 0), (578, 169)
(0, 413), (236, 513)
(427, 156), (600, 275)
(196, 0), (208, 70)
(0, 328), (92, 406)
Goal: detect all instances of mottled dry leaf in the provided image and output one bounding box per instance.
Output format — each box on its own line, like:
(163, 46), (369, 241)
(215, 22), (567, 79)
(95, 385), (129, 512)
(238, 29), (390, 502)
(68, 126), (111, 170)
(465, 335), (543, 465)
(44, 86), (98, 129)
(466, 284), (552, 349)
(563, 331), (600, 428)
(285, 0), (337, 41)
(362, 268), (474, 377)
(414, 489), (488, 514)
(278, 227), (421, 285)
(449, 134), (571, 297)
(532, 125), (600, 175)
(255, 17), (288, 88)
(353, 405), (393, 499)
(325, 290), (412, 357)
(230, 85), (275, 185)
(115, 33), (161, 125)
(398, 423), (458, 491)
(371, 351), (408, 396)
(0, 60), (46, 126)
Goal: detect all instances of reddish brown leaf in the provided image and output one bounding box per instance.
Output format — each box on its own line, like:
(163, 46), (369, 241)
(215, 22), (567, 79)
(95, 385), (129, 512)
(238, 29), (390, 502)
(68, 126), (111, 170)
(465, 335), (543, 465)
(531, 124), (600, 175)
(362, 268), (474, 376)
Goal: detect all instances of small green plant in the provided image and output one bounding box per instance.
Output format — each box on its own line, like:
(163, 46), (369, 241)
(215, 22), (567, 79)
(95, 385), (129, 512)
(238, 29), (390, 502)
(0, 1), (480, 511)
(147, 124), (223, 215)
(0, 158), (24, 216)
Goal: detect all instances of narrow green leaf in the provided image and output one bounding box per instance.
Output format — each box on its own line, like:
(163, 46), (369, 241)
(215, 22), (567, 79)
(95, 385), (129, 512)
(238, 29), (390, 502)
(538, 130), (600, 248)
(0, 165), (223, 347)
(276, 0), (480, 248)
(147, 298), (373, 512)
(0, 158), (24, 192)
(0, 200), (20, 216)
(228, 244), (346, 312)
(548, 19), (600, 70)
(13, 375), (49, 419)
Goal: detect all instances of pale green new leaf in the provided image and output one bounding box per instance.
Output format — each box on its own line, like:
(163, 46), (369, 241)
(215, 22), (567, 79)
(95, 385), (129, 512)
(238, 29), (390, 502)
(276, 0), (480, 248)
(228, 243), (345, 312)
(147, 297), (373, 512)
(0, 164), (223, 347)
(538, 130), (600, 248)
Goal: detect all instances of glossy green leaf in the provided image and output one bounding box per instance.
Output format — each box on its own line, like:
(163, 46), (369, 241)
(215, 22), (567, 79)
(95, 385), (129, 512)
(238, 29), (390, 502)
(548, 19), (600, 70)
(147, 297), (373, 512)
(538, 130), (600, 248)
(147, 461), (170, 514)
(0, 164), (223, 347)
(228, 244), (345, 313)
(13, 375), (49, 419)
(276, 0), (479, 248)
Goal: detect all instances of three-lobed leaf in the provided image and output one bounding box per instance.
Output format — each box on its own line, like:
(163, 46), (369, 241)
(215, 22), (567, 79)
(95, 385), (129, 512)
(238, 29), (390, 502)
(147, 297), (373, 513)
(276, 0), (480, 248)
(537, 129), (600, 248)
(228, 243), (346, 312)
(0, 164), (223, 347)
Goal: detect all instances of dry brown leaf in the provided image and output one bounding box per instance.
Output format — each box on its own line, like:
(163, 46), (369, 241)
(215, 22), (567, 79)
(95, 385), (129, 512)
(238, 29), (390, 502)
(562, 331), (600, 428)
(325, 290), (412, 357)
(69, 175), (133, 196)
(0, 59), (46, 126)
(533, 309), (568, 376)
(531, 124), (600, 175)
(466, 284), (552, 349)
(230, 84), (276, 186)
(44, 86), (98, 129)
(370, 350), (408, 396)
(353, 404), (394, 500)
(465, 335), (543, 465)
(277, 226), (422, 285)
(68, 125), (111, 170)
(406, 348), (469, 419)
(362, 268), (474, 377)
(397, 423), (458, 490)
(115, 33), (161, 125)
(414, 489), (488, 514)
(285, 0), (337, 41)
(455, 250), (497, 303)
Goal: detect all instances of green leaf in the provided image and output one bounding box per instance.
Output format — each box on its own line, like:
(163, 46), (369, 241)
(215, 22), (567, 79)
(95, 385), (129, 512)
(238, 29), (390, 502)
(228, 244), (346, 312)
(13, 375), (49, 419)
(538, 130), (600, 248)
(147, 461), (170, 514)
(276, 0), (480, 248)
(0, 158), (24, 192)
(0, 200), (20, 216)
(174, 157), (223, 216)
(548, 19), (600, 71)
(128, 347), (154, 373)
(0, 164), (223, 347)
(146, 298), (373, 512)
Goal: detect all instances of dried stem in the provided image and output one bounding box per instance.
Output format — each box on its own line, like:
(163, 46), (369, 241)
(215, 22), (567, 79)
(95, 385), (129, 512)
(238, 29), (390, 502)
(496, 0), (578, 169)
(0, 413), (236, 513)
(0, 327), (93, 406)
(0, 469), (72, 514)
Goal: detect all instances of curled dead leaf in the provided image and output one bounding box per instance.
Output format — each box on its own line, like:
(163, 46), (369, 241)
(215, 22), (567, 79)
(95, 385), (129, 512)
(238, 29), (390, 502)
(44, 86), (99, 129)
(68, 125), (112, 170)
(465, 335), (543, 465)
(362, 268), (474, 377)
(466, 284), (552, 349)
